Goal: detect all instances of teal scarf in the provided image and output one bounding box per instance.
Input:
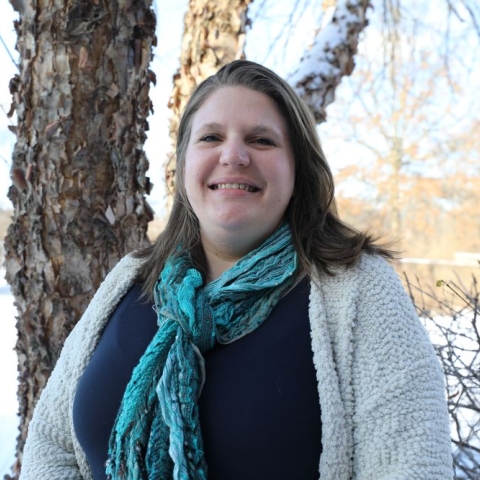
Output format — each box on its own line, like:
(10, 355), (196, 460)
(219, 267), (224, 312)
(106, 223), (298, 479)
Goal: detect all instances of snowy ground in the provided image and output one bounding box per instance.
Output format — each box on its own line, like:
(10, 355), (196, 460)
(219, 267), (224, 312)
(0, 282), (19, 478)
(421, 313), (480, 477)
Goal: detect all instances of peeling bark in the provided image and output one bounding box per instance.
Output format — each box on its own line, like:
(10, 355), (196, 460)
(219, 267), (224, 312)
(289, 0), (370, 123)
(5, 0), (156, 475)
(165, 0), (253, 204)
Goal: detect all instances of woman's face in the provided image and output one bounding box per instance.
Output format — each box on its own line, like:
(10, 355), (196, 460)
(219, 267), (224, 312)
(184, 86), (295, 255)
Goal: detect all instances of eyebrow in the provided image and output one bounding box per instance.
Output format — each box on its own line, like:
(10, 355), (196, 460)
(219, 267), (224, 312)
(196, 122), (223, 132)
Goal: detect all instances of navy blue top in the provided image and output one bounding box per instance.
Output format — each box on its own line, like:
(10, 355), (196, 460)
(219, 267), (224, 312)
(73, 277), (322, 479)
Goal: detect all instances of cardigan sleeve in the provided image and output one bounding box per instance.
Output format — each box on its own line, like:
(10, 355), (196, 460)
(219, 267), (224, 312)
(20, 322), (88, 480)
(20, 254), (143, 480)
(351, 255), (453, 479)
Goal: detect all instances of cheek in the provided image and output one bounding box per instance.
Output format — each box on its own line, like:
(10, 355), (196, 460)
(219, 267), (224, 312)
(183, 150), (198, 192)
(184, 147), (207, 180)
(282, 160), (295, 197)
(184, 176), (198, 209)
(183, 161), (207, 210)
(184, 166), (202, 193)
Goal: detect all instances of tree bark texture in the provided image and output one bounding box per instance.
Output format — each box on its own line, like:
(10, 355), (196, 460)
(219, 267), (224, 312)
(165, 0), (253, 204)
(289, 0), (370, 123)
(5, 0), (155, 475)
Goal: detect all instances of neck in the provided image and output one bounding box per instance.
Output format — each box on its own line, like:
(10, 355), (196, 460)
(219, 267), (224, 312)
(199, 224), (285, 281)
(200, 232), (262, 281)
(201, 239), (242, 282)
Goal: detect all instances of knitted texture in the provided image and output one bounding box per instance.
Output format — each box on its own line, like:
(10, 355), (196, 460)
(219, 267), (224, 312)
(106, 223), (297, 479)
(20, 254), (454, 480)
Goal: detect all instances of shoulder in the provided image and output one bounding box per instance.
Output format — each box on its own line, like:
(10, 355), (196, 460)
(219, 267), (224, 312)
(355, 252), (403, 286)
(311, 253), (404, 301)
(335, 252), (399, 282)
(313, 253), (434, 361)
(93, 253), (146, 300)
(309, 253), (422, 343)
(62, 253), (146, 355)
(314, 253), (406, 296)
(99, 252), (146, 286)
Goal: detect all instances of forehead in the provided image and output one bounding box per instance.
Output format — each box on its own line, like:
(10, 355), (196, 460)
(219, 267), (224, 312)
(190, 86), (289, 132)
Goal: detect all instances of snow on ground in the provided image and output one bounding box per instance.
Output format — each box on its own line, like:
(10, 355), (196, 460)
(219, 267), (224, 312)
(421, 312), (480, 477)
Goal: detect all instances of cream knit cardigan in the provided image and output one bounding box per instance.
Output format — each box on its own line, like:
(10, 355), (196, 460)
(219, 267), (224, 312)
(20, 253), (453, 479)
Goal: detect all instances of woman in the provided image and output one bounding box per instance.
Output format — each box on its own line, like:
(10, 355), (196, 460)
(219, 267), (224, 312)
(20, 60), (453, 479)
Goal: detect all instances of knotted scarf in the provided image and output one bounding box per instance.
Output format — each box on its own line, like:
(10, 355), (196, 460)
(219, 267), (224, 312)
(106, 223), (298, 479)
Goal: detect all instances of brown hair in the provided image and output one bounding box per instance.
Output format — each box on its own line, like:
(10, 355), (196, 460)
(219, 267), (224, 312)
(134, 60), (395, 293)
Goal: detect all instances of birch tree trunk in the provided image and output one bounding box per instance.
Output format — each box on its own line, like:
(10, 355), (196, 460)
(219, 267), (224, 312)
(165, 0), (253, 204)
(289, 0), (370, 123)
(5, 0), (155, 475)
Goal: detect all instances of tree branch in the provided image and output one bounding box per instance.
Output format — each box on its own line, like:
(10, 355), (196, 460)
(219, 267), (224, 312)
(288, 0), (371, 122)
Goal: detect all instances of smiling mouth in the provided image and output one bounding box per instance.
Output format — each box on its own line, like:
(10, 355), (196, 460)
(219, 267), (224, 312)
(210, 183), (259, 192)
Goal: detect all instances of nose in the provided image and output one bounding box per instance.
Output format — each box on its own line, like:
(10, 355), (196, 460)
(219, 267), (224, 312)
(219, 139), (250, 167)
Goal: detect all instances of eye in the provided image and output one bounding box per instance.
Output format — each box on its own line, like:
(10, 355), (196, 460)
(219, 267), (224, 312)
(199, 134), (221, 143)
(253, 137), (275, 146)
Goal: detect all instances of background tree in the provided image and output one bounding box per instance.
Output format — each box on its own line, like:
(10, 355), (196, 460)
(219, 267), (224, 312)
(319, 1), (480, 259)
(165, 0), (253, 203)
(4, 0), (156, 475)
(289, 0), (371, 122)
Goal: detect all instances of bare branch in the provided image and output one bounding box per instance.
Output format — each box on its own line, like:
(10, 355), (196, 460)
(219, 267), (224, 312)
(404, 273), (480, 478)
(447, 0), (480, 37)
(0, 33), (19, 71)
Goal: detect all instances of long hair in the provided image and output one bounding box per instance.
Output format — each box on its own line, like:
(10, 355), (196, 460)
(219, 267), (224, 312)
(134, 60), (396, 293)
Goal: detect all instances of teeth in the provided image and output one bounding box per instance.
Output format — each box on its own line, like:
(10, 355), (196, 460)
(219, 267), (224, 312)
(214, 183), (257, 192)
